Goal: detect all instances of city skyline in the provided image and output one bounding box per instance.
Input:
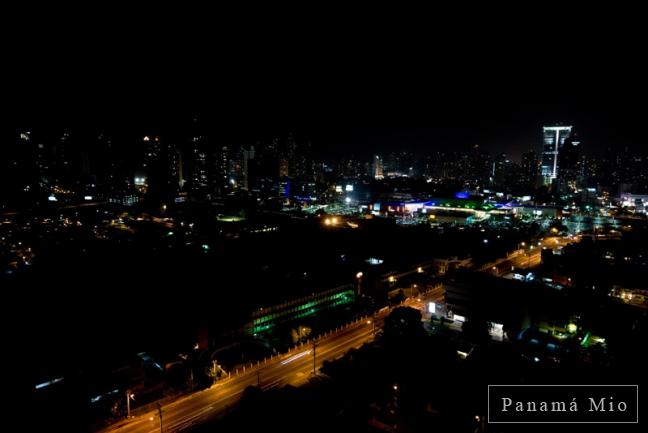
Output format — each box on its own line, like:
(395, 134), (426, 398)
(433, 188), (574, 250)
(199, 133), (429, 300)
(5, 119), (647, 163)
(4, 121), (648, 213)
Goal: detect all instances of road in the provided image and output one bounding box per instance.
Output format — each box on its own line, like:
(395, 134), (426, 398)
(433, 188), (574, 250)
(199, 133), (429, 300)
(99, 294), (439, 433)
(481, 235), (578, 276)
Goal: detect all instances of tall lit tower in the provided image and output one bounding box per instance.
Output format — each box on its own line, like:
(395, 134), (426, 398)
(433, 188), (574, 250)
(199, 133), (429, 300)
(373, 155), (384, 180)
(541, 125), (572, 185)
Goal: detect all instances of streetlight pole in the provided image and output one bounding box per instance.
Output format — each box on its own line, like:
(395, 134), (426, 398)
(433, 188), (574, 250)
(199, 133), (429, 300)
(157, 403), (163, 433)
(371, 310), (377, 336)
(125, 390), (132, 418)
(356, 272), (363, 296)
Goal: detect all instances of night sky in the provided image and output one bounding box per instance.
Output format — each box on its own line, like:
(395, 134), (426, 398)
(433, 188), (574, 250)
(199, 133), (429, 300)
(6, 10), (647, 160)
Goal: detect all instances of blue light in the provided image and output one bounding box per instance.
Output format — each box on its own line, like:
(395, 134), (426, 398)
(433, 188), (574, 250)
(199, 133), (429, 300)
(455, 192), (469, 199)
(35, 377), (64, 390)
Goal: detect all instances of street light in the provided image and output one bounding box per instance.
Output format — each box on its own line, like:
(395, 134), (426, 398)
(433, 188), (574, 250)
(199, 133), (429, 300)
(126, 391), (135, 418)
(367, 318), (376, 336)
(356, 272), (363, 295)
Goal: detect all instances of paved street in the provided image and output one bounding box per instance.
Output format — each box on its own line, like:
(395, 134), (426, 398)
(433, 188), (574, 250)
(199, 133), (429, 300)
(100, 294), (440, 433)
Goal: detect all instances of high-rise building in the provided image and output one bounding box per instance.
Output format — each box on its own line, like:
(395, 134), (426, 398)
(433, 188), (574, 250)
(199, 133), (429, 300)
(216, 146), (230, 193)
(466, 145), (492, 187)
(521, 151), (540, 188)
(541, 125), (572, 185)
(96, 134), (121, 197)
(34, 139), (52, 190)
(557, 134), (581, 193)
(241, 146), (255, 190)
(188, 136), (210, 199)
(1, 131), (39, 208)
(142, 136), (180, 204)
(278, 158), (289, 178)
(373, 155), (384, 180)
(54, 132), (74, 188)
(491, 153), (518, 190)
(255, 138), (280, 182)
(183, 119), (212, 200)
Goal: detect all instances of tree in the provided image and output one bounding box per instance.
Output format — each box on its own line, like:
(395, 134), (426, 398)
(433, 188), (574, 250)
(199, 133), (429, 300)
(384, 306), (425, 343)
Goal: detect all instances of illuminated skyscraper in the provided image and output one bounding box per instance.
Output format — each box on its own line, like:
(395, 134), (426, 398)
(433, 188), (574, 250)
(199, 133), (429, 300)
(218, 146), (229, 187)
(373, 155), (384, 179)
(189, 135), (210, 197)
(541, 125), (572, 185)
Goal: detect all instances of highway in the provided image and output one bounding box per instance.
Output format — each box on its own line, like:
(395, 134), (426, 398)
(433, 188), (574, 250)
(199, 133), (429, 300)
(99, 294), (438, 433)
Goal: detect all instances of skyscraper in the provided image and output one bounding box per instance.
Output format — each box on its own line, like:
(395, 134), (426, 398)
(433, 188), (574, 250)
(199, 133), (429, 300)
(541, 125), (572, 185)
(557, 134), (581, 193)
(521, 151), (540, 188)
(188, 135), (210, 199)
(373, 155), (384, 180)
(142, 136), (180, 204)
(241, 146), (255, 190)
(217, 145), (230, 194)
